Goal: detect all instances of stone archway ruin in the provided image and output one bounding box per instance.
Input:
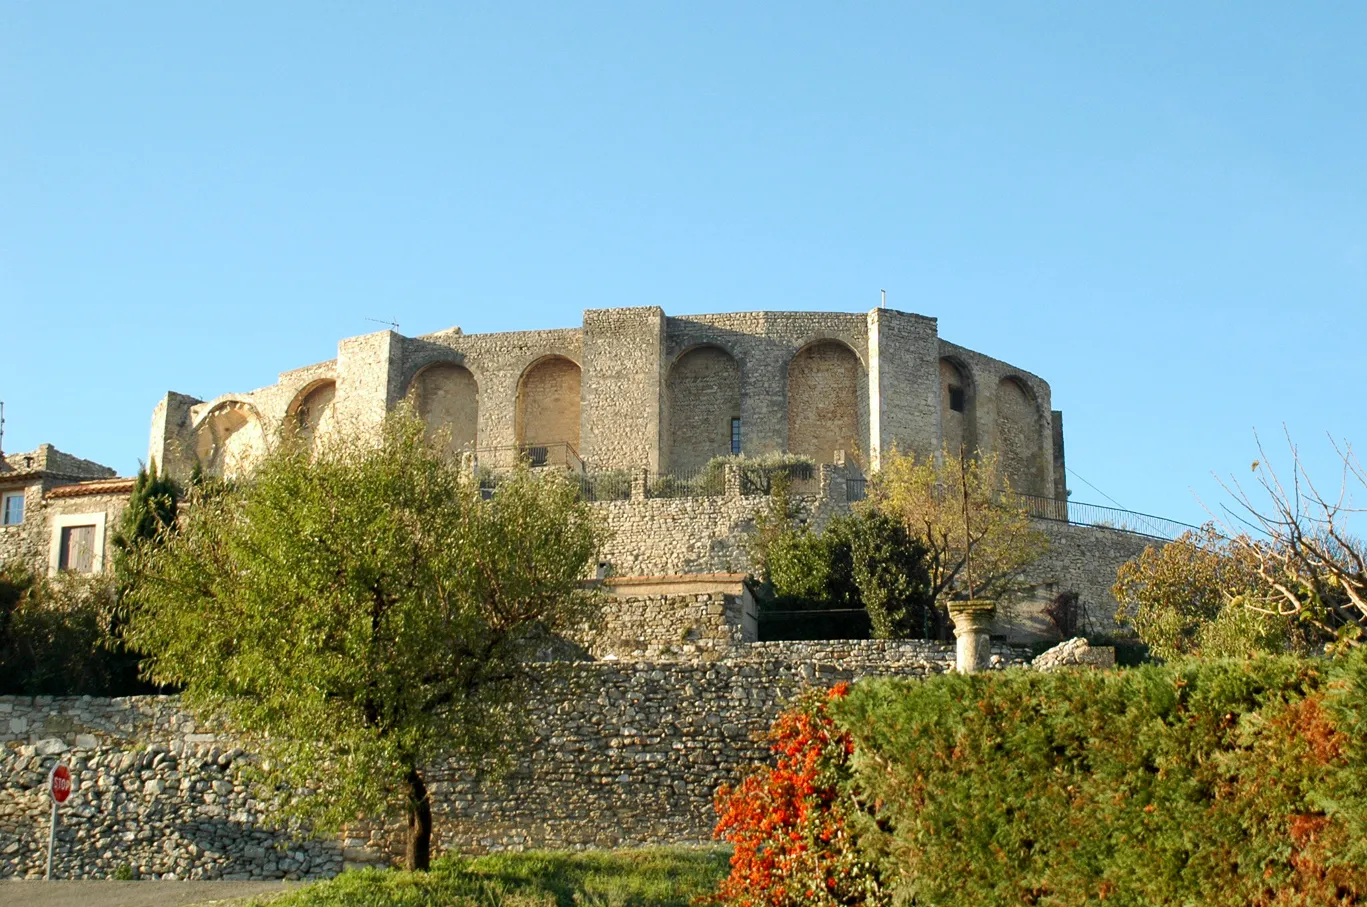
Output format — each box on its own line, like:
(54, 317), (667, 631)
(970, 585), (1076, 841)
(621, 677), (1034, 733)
(665, 345), (741, 474)
(192, 400), (267, 478)
(409, 363), (478, 458)
(786, 340), (861, 467)
(939, 357), (976, 457)
(287, 380), (337, 452)
(995, 376), (1046, 496)
(515, 356), (582, 453)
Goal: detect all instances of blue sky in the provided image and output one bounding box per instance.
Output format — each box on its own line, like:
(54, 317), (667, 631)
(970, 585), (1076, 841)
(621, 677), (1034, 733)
(2, 2), (1363, 528)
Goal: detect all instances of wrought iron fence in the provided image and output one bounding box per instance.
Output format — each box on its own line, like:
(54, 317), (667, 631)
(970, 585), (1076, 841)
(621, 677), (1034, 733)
(473, 442), (585, 474)
(738, 461), (819, 497)
(1008, 492), (1196, 540)
(645, 465), (726, 499)
(574, 470), (632, 502)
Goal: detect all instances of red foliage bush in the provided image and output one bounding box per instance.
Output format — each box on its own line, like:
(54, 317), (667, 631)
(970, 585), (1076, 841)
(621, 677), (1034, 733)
(711, 683), (887, 907)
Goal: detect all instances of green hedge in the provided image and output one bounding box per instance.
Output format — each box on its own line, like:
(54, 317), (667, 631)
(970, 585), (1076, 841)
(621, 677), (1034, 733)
(833, 656), (1367, 906)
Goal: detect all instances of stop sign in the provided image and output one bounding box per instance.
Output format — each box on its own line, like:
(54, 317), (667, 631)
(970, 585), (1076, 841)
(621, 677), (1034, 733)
(48, 764), (71, 805)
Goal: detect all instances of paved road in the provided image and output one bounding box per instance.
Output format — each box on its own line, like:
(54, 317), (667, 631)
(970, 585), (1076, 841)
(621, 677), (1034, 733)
(0, 881), (300, 907)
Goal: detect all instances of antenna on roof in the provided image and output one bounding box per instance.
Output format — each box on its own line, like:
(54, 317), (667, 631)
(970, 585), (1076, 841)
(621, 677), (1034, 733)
(0, 401), (5, 454)
(880, 289), (886, 309)
(365, 317), (401, 332)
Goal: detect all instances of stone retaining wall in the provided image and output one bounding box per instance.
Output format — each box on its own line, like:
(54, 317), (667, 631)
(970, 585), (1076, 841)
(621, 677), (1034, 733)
(1, 640), (1031, 878)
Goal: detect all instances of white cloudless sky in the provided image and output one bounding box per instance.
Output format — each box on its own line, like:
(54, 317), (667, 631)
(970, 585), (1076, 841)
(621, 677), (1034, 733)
(2, 2), (1363, 528)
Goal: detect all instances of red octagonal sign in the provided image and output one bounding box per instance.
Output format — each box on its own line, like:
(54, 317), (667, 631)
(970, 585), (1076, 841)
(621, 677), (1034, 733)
(48, 764), (72, 805)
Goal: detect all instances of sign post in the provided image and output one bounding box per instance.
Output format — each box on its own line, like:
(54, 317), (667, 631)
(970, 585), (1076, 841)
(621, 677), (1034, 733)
(45, 763), (71, 881)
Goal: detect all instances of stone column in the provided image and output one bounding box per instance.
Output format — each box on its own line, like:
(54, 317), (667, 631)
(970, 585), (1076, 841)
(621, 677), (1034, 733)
(723, 463), (743, 497)
(948, 600), (996, 674)
(630, 468), (649, 502)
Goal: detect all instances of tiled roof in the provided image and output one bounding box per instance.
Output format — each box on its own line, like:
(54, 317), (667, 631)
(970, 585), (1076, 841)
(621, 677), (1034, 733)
(45, 478), (137, 498)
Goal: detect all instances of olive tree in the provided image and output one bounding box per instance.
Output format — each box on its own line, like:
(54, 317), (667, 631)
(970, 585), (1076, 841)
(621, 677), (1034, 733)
(124, 412), (605, 870)
(865, 448), (1047, 618)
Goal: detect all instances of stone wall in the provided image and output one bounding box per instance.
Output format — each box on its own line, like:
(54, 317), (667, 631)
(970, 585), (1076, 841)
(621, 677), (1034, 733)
(664, 346), (742, 474)
(0, 697), (344, 880)
(2, 640), (1033, 876)
(1016, 521), (1158, 638)
(938, 338), (1057, 498)
(582, 307), (665, 471)
(149, 307), (1054, 491)
(582, 576), (757, 660)
(594, 490), (837, 578)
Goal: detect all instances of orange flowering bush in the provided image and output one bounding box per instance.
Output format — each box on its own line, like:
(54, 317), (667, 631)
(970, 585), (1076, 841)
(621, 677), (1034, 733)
(712, 683), (888, 907)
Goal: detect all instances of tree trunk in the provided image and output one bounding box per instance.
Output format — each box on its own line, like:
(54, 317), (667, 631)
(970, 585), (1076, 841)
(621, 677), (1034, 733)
(404, 766), (432, 872)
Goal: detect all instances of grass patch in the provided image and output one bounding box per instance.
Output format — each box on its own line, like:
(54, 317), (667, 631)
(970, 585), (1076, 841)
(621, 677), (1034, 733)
(247, 846), (730, 907)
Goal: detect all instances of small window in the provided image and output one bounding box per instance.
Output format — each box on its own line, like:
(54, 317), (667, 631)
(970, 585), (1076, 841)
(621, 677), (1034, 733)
(58, 525), (97, 573)
(1, 492), (22, 526)
(948, 386), (965, 413)
(730, 417), (742, 455)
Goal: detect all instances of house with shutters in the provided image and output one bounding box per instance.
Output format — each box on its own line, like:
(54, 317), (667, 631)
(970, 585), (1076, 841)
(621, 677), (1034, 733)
(0, 445), (131, 577)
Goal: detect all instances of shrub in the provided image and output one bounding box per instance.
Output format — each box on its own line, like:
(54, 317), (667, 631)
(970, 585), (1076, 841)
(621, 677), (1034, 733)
(1113, 526), (1310, 659)
(833, 655), (1367, 906)
(0, 565), (131, 695)
(712, 684), (889, 907)
(763, 513), (934, 639)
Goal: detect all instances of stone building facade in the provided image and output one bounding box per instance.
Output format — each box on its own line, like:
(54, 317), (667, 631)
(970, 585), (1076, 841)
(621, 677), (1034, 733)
(148, 306), (1065, 499)
(0, 446), (130, 577)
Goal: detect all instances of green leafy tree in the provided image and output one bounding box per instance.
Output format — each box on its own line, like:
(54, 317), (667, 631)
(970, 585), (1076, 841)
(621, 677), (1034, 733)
(124, 412), (606, 870)
(111, 460), (180, 579)
(765, 513), (934, 639)
(1113, 526), (1308, 660)
(848, 512), (934, 639)
(864, 447), (1047, 620)
(0, 565), (121, 695)
(105, 461), (182, 690)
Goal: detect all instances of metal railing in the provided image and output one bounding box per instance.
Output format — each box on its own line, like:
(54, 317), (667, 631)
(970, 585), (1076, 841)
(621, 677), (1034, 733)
(574, 471), (632, 502)
(739, 462), (818, 497)
(646, 465), (726, 499)
(473, 442), (585, 475)
(1008, 493), (1196, 541)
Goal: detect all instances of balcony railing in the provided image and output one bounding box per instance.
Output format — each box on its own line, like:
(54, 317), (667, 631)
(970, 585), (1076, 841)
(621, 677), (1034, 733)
(473, 442), (585, 475)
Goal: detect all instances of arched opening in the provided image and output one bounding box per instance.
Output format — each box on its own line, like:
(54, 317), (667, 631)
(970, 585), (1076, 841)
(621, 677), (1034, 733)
(786, 340), (862, 467)
(288, 380), (337, 452)
(409, 363), (478, 458)
(665, 345), (742, 474)
(192, 401), (266, 478)
(515, 356), (581, 454)
(939, 358), (976, 457)
(995, 377), (1046, 496)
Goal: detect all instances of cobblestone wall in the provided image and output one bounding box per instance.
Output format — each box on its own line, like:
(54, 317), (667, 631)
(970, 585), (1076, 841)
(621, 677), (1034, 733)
(1, 640), (1033, 876)
(0, 697), (343, 880)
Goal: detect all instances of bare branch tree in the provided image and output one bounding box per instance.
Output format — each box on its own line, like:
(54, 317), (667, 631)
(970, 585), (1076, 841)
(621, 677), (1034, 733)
(1216, 429), (1366, 645)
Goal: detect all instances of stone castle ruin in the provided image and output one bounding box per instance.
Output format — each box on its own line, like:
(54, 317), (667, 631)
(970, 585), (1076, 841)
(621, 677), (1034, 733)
(147, 306), (1065, 500)
(1, 305), (1172, 879)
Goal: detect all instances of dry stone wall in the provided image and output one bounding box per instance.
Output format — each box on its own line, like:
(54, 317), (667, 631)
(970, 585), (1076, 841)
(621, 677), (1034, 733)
(0, 697), (343, 880)
(1, 641), (1033, 877)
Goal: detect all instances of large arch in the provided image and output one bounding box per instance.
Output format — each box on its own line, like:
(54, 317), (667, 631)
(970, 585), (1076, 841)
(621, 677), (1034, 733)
(515, 356), (582, 453)
(665, 345), (741, 474)
(786, 340), (862, 467)
(287, 380), (337, 452)
(192, 400), (267, 478)
(409, 363), (478, 457)
(939, 358), (976, 457)
(995, 376), (1046, 496)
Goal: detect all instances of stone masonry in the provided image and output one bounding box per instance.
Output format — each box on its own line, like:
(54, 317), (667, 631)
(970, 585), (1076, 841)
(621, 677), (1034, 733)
(1, 640), (1034, 878)
(147, 306), (1064, 499)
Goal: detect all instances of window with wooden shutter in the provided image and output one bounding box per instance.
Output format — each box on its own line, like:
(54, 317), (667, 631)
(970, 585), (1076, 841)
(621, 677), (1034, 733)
(59, 525), (97, 573)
